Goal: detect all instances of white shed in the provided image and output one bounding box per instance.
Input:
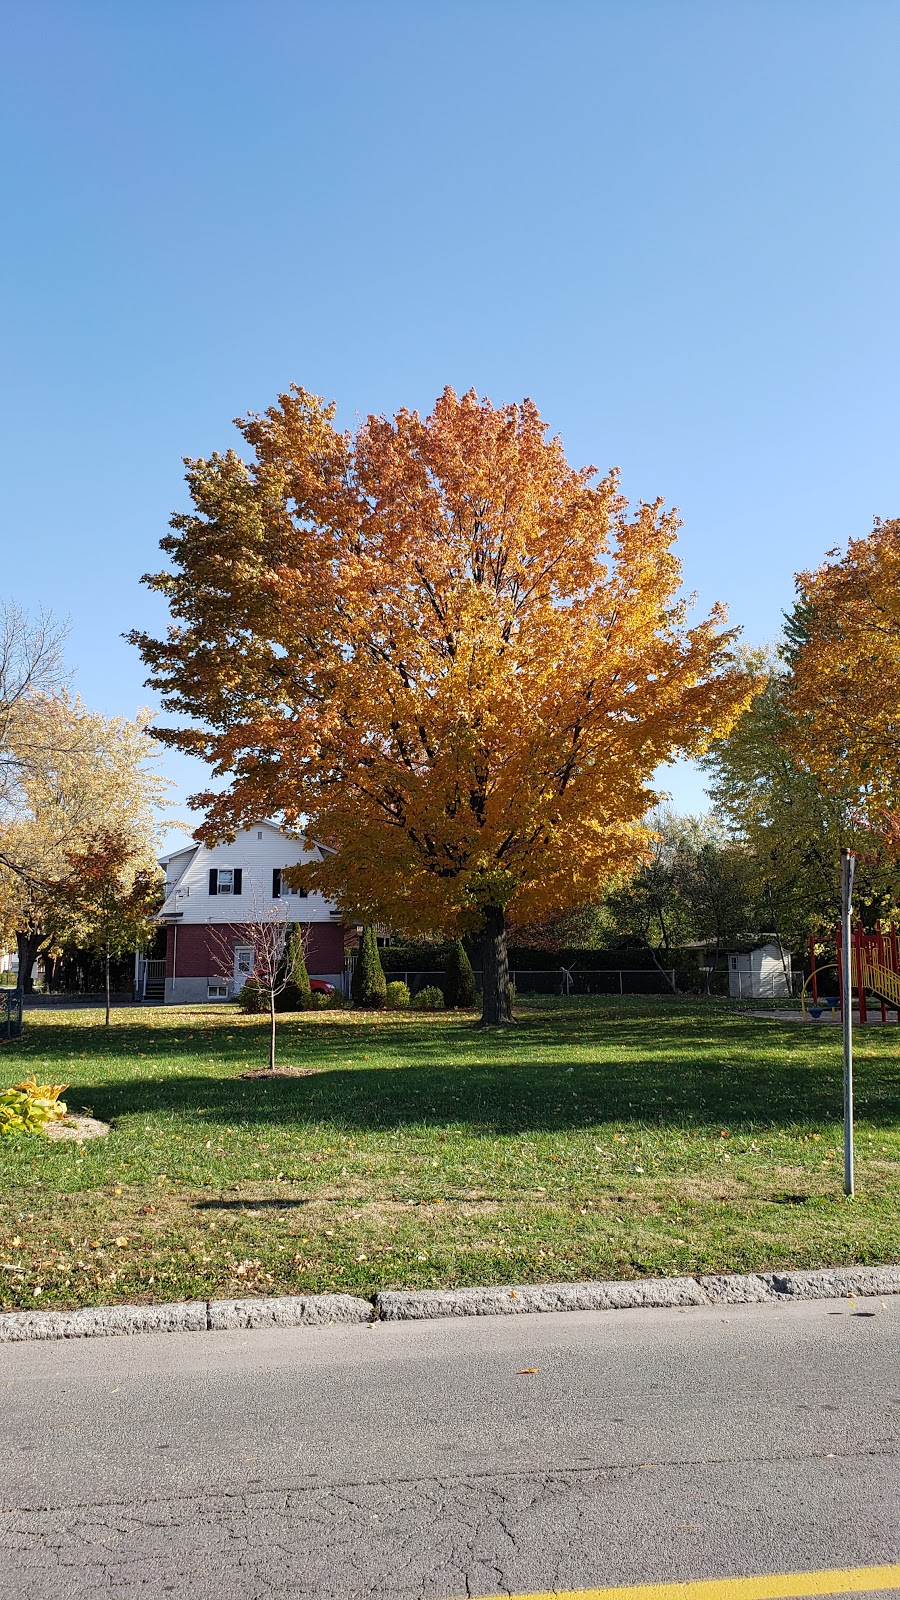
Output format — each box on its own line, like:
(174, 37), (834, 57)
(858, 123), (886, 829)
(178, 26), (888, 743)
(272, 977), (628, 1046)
(727, 942), (792, 999)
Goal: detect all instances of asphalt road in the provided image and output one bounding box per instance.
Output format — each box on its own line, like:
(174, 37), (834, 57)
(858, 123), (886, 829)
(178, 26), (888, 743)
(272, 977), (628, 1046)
(1, 1297), (898, 1599)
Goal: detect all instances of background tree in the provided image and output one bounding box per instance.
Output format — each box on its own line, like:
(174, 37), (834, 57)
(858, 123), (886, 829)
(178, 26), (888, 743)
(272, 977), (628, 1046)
(669, 819), (755, 982)
(0, 602), (68, 834)
(603, 807), (697, 973)
(0, 694), (168, 991)
(351, 925), (387, 1009)
(62, 831), (163, 1024)
(701, 648), (899, 944)
(786, 517), (900, 836)
(601, 808), (755, 989)
(132, 386), (755, 1026)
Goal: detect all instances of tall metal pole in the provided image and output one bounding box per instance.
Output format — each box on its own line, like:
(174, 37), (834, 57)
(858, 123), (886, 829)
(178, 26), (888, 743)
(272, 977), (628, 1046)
(841, 847), (855, 1198)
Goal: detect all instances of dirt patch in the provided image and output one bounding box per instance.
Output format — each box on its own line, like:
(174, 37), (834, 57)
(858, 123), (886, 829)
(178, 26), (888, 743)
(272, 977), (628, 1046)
(238, 1066), (320, 1080)
(45, 1113), (110, 1142)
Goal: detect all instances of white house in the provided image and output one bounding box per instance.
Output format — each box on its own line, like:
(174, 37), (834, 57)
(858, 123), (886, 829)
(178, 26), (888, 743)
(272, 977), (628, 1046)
(141, 821), (348, 1004)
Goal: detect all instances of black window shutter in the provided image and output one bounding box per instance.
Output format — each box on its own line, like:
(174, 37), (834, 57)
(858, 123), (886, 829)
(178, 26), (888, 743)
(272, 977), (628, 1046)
(208, 868), (218, 895)
(272, 868), (281, 898)
(233, 868), (243, 896)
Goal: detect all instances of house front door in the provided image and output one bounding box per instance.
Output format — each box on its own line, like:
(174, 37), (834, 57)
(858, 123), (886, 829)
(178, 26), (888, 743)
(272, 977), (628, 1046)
(233, 945), (254, 990)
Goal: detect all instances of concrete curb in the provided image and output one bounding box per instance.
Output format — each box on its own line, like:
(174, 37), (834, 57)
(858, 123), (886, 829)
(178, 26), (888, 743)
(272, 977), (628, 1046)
(375, 1276), (707, 1319)
(0, 1294), (371, 1342)
(0, 1300), (208, 1342)
(2, 1265), (899, 1341)
(207, 1294), (372, 1330)
(375, 1264), (900, 1320)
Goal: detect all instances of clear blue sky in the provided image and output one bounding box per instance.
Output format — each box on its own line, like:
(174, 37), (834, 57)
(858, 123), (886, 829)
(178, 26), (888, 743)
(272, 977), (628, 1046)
(3, 1), (898, 840)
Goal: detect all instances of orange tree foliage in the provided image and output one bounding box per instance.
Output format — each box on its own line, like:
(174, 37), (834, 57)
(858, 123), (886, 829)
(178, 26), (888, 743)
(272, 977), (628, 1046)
(786, 517), (900, 835)
(131, 386), (754, 1024)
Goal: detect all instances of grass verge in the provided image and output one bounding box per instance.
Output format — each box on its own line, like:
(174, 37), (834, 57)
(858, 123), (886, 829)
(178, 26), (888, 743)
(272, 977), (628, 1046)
(1, 997), (898, 1311)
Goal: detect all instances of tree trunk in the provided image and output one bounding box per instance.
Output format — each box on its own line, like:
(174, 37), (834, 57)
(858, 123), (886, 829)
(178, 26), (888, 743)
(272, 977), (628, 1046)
(15, 931), (42, 995)
(646, 940), (678, 996)
(478, 905), (514, 1028)
(105, 943), (111, 1027)
(269, 990), (276, 1072)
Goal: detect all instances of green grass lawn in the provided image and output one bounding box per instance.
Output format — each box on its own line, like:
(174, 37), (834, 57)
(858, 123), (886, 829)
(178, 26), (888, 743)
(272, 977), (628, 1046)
(1, 997), (899, 1312)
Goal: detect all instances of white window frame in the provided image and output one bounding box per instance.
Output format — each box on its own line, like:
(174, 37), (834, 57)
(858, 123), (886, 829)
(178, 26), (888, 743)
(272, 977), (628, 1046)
(217, 867), (235, 896)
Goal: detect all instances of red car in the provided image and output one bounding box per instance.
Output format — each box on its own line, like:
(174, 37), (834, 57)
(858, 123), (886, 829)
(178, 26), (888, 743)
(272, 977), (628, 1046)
(309, 979), (336, 995)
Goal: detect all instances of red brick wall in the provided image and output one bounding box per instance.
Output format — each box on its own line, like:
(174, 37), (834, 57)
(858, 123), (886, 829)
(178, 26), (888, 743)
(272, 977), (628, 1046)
(166, 922), (346, 978)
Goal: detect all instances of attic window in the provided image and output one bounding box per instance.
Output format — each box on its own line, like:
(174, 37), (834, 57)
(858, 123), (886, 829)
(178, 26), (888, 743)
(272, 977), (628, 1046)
(257, 831), (263, 840)
(218, 868), (234, 894)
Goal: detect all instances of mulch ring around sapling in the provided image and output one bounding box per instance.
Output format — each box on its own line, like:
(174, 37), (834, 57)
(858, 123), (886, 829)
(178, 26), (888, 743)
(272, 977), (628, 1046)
(44, 1113), (110, 1141)
(238, 1067), (320, 1081)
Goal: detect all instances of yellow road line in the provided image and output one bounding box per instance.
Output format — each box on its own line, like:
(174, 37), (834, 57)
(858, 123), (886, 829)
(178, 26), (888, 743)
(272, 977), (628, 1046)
(475, 1565), (900, 1600)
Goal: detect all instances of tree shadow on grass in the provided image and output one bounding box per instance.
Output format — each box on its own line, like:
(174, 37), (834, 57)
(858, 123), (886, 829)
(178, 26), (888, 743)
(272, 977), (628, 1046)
(69, 1031), (900, 1136)
(17, 1001), (900, 1134)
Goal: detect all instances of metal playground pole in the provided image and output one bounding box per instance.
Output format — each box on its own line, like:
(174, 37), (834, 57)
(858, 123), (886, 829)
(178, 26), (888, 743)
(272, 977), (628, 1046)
(841, 847), (856, 1198)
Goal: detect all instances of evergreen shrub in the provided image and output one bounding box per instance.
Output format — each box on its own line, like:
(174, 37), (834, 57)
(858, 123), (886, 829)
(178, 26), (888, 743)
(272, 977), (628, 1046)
(351, 926), (388, 1008)
(282, 925), (312, 997)
(443, 940), (478, 1007)
(275, 980), (309, 1012)
(385, 980), (411, 1010)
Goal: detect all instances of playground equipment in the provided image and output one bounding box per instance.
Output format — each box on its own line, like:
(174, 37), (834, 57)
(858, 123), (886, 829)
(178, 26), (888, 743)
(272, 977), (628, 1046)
(799, 965), (839, 1020)
(807, 923), (900, 1024)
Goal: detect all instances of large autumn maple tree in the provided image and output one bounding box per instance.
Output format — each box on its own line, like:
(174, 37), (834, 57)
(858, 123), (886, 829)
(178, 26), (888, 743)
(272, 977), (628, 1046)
(132, 387), (753, 1024)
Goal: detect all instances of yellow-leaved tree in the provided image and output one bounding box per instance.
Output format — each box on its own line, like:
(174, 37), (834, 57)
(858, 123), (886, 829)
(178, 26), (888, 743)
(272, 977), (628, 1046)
(786, 517), (900, 843)
(132, 387), (755, 1024)
(0, 685), (167, 992)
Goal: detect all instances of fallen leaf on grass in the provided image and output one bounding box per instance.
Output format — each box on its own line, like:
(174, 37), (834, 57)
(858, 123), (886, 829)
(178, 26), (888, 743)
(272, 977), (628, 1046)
(517, 1367), (539, 1375)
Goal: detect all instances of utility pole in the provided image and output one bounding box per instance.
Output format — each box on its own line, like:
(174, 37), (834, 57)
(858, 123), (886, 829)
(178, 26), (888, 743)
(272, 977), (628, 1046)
(841, 847), (855, 1198)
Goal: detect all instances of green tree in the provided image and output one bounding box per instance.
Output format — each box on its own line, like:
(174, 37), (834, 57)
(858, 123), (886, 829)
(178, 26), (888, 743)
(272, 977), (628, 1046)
(700, 654), (898, 945)
(670, 820), (755, 980)
(604, 808), (696, 959)
(444, 939), (478, 1008)
(601, 808), (757, 990)
(351, 925), (387, 1008)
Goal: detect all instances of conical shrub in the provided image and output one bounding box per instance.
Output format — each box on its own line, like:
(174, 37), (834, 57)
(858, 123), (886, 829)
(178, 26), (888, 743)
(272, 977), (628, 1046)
(444, 939), (478, 1008)
(351, 925), (387, 1008)
(283, 923), (312, 995)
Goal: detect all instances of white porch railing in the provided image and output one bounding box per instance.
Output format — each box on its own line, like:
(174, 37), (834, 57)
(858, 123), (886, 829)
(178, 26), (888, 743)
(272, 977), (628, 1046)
(139, 959), (167, 998)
